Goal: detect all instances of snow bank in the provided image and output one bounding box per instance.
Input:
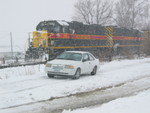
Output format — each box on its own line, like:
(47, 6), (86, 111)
(0, 64), (45, 80)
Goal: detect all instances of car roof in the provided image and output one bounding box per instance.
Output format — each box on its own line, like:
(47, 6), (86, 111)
(64, 51), (90, 54)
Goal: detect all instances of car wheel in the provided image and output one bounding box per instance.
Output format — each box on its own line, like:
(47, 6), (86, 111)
(91, 66), (97, 75)
(72, 68), (81, 79)
(47, 74), (54, 78)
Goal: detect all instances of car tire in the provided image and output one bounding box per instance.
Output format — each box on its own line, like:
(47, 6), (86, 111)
(72, 68), (81, 79)
(91, 66), (97, 75)
(47, 74), (54, 78)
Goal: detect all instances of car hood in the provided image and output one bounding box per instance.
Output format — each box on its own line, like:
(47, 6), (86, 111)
(47, 59), (81, 65)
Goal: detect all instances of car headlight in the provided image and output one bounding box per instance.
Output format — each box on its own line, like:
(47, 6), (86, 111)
(46, 63), (52, 67)
(65, 65), (75, 69)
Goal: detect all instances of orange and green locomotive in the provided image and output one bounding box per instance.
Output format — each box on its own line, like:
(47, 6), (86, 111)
(26, 20), (145, 60)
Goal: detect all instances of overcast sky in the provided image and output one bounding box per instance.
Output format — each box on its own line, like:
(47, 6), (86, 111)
(0, 0), (79, 32)
(0, 0), (78, 51)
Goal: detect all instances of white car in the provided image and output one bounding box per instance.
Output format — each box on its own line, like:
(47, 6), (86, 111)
(45, 51), (99, 79)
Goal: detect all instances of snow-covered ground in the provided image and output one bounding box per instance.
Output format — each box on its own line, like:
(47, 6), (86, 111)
(0, 57), (150, 112)
(62, 89), (150, 113)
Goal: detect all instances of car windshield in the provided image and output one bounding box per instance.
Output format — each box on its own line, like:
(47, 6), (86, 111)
(56, 52), (82, 61)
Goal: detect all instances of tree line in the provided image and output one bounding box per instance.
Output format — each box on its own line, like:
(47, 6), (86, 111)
(73, 0), (149, 30)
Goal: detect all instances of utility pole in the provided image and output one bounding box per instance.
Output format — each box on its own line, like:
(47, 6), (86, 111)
(10, 32), (13, 58)
(28, 32), (30, 48)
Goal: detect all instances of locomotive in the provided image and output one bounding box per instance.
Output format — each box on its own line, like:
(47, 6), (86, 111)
(26, 20), (145, 60)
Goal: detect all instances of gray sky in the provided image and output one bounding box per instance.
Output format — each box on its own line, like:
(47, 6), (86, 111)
(0, 0), (78, 51)
(0, 0), (78, 32)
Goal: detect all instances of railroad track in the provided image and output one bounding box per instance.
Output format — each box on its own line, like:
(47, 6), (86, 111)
(0, 61), (46, 69)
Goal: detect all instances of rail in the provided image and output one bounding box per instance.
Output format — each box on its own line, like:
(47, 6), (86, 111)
(0, 61), (46, 69)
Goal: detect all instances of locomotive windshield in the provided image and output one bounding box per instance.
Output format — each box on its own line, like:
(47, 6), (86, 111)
(36, 21), (61, 33)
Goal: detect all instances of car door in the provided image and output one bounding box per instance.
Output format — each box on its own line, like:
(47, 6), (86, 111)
(88, 53), (96, 69)
(82, 53), (91, 74)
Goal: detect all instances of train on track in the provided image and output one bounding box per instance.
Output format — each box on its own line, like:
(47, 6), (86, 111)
(26, 20), (148, 60)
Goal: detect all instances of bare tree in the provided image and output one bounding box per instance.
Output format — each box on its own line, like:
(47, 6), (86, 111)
(115, 0), (149, 29)
(73, 0), (113, 25)
(94, 0), (113, 25)
(73, 0), (95, 24)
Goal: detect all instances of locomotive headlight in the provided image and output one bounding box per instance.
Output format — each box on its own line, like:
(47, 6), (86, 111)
(46, 63), (52, 67)
(65, 65), (75, 69)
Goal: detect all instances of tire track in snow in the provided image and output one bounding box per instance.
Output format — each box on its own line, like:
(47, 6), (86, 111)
(1, 75), (150, 111)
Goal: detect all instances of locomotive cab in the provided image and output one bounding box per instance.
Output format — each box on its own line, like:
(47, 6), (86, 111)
(32, 20), (70, 48)
(27, 20), (71, 60)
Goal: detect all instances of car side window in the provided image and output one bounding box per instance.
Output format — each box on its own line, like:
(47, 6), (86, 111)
(88, 54), (95, 61)
(83, 54), (89, 61)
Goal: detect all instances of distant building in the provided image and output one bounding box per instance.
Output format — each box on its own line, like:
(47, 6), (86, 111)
(0, 46), (24, 59)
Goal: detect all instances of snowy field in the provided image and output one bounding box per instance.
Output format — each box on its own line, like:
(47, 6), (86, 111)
(0, 57), (150, 113)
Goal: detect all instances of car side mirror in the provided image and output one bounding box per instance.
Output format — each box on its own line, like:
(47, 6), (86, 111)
(82, 59), (87, 62)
